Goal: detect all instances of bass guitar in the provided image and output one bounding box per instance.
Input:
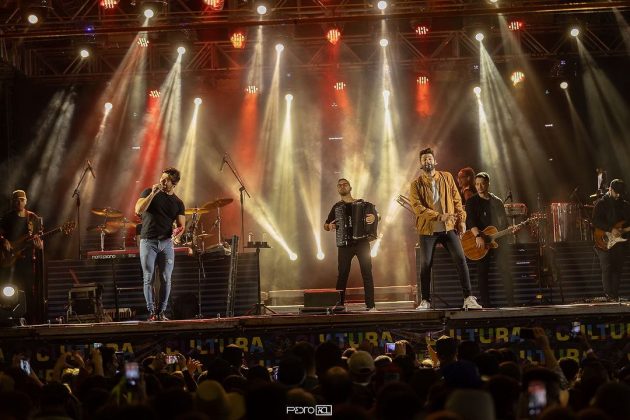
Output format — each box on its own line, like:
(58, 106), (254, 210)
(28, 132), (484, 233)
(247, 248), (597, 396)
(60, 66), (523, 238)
(594, 221), (630, 250)
(0, 221), (75, 267)
(461, 216), (539, 261)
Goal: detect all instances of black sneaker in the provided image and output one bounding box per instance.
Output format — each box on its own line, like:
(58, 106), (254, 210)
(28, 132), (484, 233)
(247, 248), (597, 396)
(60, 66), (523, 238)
(157, 312), (169, 321)
(148, 313), (158, 321)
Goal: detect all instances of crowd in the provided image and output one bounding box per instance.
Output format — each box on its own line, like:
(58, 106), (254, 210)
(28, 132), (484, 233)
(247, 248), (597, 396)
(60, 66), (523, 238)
(1, 326), (630, 420)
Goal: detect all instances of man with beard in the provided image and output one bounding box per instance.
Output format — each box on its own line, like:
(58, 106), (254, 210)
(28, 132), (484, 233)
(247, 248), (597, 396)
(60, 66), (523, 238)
(324, 179), (377, 311)
(409, 148), (482, 310)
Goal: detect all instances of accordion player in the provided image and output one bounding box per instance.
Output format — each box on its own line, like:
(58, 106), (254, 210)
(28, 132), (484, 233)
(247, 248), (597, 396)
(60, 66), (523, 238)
(334, 200), (379, 247)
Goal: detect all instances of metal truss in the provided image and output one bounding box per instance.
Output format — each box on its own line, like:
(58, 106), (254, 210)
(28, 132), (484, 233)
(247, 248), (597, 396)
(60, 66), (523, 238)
(0, 0), (628, 81)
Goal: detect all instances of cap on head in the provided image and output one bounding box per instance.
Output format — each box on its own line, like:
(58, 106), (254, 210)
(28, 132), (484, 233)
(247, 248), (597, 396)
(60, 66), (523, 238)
(610, 179), (626, 195)
(12, 190), (26, 200)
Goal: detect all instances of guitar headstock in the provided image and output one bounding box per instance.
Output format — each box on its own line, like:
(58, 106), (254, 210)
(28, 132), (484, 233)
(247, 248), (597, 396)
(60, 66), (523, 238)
(61, 222), (76, 235)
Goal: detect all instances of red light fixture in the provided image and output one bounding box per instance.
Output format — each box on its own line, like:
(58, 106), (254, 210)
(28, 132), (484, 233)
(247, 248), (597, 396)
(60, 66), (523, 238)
(230, 31), (246, 49)
(245, 85), (259, 94)
(149, 90), (160, 98)
(137, 37), (149, 47)
(416, 76), (429, 85)
(203, 0), (225, 11)
(414, 25), (430, 36)
(100, 0), (118, 9)
(334, 82), (346, 91)
(508, 19), (524, 31)
(326, 28), (341, 45)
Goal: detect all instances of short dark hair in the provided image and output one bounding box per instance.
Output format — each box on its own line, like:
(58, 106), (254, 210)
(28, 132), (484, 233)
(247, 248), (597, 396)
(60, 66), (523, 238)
(475, 172), (490, 182)
(337, 178), (350, 185)
(419, 148), (434, 159)
(610, 179), (626, 195)
(163, 167), (181, 185)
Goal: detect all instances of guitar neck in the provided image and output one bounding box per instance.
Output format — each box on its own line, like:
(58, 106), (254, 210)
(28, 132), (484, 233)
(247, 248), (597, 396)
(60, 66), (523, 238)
(490, 219), (530, 240)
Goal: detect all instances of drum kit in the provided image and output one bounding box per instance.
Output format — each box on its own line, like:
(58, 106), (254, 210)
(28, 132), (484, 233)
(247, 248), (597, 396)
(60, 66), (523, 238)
(86, 198), (234, 252)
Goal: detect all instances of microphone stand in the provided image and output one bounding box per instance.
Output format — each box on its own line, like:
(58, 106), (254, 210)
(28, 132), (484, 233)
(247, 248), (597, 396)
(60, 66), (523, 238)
(71, 163), (92, 259)
(221, 154), (250, 252)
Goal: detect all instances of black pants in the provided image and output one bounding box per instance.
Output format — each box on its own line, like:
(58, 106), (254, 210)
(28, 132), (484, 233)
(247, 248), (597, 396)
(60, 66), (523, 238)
(418, 230), (472, 301)
(595, 244), (627, 299)
(476, 243), (514, 307)
(337, 241), (375, 308)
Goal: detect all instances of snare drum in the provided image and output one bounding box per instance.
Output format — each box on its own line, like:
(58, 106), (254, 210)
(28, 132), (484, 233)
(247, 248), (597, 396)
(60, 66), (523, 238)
(504, 203), (528, 218)
(550, 203), (582, 242)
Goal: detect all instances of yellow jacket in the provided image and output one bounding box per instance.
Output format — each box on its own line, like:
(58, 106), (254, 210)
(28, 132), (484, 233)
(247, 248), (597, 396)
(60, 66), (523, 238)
(409, 170), (466, 235)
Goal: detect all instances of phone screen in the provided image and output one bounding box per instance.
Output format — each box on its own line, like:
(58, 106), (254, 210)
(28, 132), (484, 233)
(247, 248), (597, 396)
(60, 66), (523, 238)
(166, 355), (178, 364)
(20, 359), (31, 375)
(571, 322), (581, 336)
(527, 380), (547, 417)
(125, 362), (139, 386)
(385, 343), (395, 353)
(93, 342), (103, 349)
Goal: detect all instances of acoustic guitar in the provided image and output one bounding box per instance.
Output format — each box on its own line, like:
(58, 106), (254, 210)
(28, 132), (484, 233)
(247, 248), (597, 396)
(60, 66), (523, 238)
(0, 221), (75, 267)
(461, 217), (538, 261)
(594, 221), (630, 250)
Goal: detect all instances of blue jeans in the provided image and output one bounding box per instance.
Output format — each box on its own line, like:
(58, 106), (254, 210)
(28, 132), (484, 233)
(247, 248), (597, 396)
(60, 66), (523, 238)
(140, 238), (175, 313)
(417, 230), (472, 301)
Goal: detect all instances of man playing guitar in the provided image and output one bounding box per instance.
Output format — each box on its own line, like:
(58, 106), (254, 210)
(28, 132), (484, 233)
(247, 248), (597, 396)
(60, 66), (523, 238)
(592, 179), (630, 301)
(0, 190), (44, 323)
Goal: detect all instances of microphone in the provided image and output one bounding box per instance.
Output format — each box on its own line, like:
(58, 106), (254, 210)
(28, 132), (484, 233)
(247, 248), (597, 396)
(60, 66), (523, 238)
(569, 186), (579, 200)
(220, 154), (227, 172)
(504, 190), (513, 203)
(87, 160), (96, 179)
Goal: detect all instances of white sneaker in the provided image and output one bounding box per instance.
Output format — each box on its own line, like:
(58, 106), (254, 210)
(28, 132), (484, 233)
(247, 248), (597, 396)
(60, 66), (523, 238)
(416, 300), (431, 310)
(463, 296), (482, 310)
(367, 307), (378, 312)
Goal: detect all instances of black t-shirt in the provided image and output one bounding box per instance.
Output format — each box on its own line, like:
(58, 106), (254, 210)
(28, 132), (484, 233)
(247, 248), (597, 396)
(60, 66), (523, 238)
(592, 194), (630, 232)
(139, 188), (185, 240)
(465, 193), (508, 231)
(0, 210), (42, 242)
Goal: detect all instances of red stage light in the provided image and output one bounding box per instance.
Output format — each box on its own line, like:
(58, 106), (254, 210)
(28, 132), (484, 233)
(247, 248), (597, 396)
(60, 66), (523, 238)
(417, 76), (429, 85)
(415, 25), (430, 36)
(326, 28), (341, 45)
(510, 71), (525, 86)
(334, 82), (346, 91)
(230, 32), (246, 49)
(149, 90), (160, 98)
(245, 85), (259, 94)
(203, 0), (225, 11)
(508, 20), (524, 31)
(137, 37), (149, 47)
(100, 0), (118, 9)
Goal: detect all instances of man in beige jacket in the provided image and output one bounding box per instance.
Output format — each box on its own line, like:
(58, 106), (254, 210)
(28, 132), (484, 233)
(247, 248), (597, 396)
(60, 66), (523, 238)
(409, 148), (482, 310)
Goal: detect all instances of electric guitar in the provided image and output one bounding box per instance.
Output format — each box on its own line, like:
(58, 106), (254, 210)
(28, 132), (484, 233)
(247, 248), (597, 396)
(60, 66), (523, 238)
(461, 216), (539, 261)
(594, 221), (630, 250)
(0, 221), (75, 267)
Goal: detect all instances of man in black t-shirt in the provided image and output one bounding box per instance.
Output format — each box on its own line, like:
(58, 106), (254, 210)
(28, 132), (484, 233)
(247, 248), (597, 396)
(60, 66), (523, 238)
(465, 172), (514, 307)
(592, 179), (630, 301)
(0, 190), (44, 323)
(135, 167), (186, 321)
(324, 178), (377, 311)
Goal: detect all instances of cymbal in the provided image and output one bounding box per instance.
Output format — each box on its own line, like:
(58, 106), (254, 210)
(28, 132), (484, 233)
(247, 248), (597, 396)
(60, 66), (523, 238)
(107, 218), (138, 229)
(185, 207), (210, 215)
(196, 233), (214, 238)
(86, 224), (117, 234)
(91, 207), (123, 218)
(203, 198), (234, 210)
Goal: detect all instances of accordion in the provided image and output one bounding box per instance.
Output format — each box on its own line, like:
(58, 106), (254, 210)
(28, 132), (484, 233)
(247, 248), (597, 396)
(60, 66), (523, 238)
(334, 200), (378, 247)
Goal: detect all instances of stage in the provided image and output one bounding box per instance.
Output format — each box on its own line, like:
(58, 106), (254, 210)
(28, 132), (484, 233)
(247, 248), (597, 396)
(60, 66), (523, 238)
(2, 301), (630, 381)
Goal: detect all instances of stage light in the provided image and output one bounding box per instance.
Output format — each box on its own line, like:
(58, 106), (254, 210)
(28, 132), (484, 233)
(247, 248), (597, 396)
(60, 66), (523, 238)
(256, 4), (267, 15)
(473, 86), (481, 96)
(194, 97), (202, 105)
(570, 28), (579, 37)
(560, 81), (568, 89)
(417, 76), (429, 85)
(475, 32), (485, 42)
(275, 43), (284, 53)
(383, 90), (390, 108)
(508, 19), (524, 31)
(177, 46), (186, 55)
(414, 25), (429, 36)
(245, 85), (259, 94)
(104, 102), (113, 111)
(137, 37), (149, 47)
(100, 0), (118, 9)
(203, 0), (225, 11)
(289, 252), (298, 261)
(511, 71), (525, 86)
(326, 27), (341, 45)
(489, 0), (498, 3)
(143, 8), (154, 19)
(27, 14), (39, 24)
(230, 31), (246, 49)
(2, 286), (15, 298)
(285, 93), (293, 102)
(316, 251), (325, 260)
(149, 90), (160, 98)
(79, 49), (90, 58)
(377, 0), (388, 10)
(334, 81), (346, 91)
(379, 38), (389, 47)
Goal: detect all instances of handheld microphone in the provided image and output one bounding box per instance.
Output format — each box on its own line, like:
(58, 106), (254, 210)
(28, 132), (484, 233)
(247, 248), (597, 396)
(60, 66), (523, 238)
(87, 160), (96, 179)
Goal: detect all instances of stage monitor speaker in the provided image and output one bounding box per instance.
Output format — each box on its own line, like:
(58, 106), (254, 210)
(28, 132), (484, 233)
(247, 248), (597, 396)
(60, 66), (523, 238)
(0, 288), (26, 326)
(67, 283), (105, 322)
(172, 293), (198, 320)
(301, 289), (344, 314)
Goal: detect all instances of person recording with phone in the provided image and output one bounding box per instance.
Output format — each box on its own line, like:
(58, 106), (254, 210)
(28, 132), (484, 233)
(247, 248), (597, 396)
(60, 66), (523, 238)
(135, 167), (186, 321)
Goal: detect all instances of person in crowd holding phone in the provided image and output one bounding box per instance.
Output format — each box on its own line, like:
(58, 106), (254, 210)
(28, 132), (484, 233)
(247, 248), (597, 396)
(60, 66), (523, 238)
(135, 168), (186, 321)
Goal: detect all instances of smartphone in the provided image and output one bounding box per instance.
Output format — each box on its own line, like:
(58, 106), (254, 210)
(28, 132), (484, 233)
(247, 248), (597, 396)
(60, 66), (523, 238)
(519, 327), (536, 340)
(93, 343), (103, 349)
(166, 354), (178, 365)
(125, 362), (140, 387)
(385, 342), (396, 353)
(527, 380), (547, 417)
(570, 322), (581, 338)
(20, 359), (31, 375)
